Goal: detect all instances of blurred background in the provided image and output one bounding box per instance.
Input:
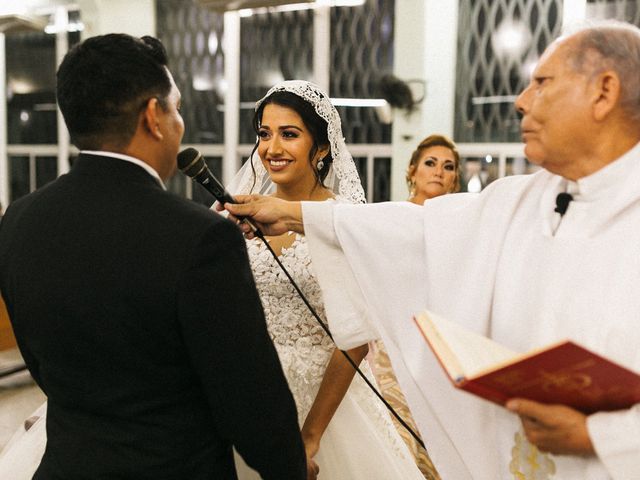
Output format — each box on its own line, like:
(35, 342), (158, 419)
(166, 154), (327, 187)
(1, 0), (638, 207)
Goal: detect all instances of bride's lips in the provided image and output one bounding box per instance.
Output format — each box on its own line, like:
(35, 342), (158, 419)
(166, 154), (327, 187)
(267, 159), (292, 172)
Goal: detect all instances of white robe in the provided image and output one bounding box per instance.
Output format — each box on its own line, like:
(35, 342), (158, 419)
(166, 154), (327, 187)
(302, 142), (640, 479)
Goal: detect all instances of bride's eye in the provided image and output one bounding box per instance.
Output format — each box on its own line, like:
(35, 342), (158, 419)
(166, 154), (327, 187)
(282, 130), (299, 139)
(258, 129), (271, 139)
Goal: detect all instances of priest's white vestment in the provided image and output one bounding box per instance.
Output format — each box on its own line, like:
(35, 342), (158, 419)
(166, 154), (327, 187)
(303, 143), (640, 479)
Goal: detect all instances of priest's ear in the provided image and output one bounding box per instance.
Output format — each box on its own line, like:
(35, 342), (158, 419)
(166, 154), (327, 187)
(591, 70), (621, 122)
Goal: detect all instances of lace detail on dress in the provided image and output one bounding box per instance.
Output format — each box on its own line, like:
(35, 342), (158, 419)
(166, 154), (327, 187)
(247, 234), (334, 422)
(246, 234), (413, 463)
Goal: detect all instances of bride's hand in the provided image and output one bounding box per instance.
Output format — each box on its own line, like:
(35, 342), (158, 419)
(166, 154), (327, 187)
(223, 195), (305, 238)
(303, 434), (321, 459)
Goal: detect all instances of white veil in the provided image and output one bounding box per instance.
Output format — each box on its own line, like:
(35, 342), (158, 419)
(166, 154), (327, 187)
(226, 80), (366, 204)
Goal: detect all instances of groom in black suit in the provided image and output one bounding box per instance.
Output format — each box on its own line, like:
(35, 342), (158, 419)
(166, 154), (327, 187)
(0, 34), (313, 479)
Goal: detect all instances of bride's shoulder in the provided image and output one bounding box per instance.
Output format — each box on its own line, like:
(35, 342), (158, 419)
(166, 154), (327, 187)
(332, 194), (360, 205)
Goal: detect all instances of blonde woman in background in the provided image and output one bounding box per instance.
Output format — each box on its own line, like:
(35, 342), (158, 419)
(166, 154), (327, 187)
(370, 134), (461, 480)
(407, 134), (461, 204)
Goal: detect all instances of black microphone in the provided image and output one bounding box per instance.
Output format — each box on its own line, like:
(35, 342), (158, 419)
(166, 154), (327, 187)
(554, 192), (573, 216)
(177, 148), (262, 237)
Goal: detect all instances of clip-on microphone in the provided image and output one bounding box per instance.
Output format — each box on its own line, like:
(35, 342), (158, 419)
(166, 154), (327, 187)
(554, 192), (573, 216)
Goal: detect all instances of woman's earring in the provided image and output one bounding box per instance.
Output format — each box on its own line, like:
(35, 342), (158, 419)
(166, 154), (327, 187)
(317, 159), (325, 171)
(409, 178), (416, 197)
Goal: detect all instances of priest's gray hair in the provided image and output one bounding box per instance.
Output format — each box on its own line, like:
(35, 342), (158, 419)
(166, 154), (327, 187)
(564, 20), (640, 123)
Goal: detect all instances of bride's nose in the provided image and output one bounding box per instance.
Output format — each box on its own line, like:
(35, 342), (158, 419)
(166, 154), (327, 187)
(267, 136), (284, 156)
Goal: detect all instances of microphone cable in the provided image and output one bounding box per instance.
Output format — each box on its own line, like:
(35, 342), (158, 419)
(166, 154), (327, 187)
(178, 148), (425, 449)
(254, 224), (426, 450)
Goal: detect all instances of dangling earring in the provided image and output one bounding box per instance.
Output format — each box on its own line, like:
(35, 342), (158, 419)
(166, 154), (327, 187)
(409, 178), (416, 198)
(317, 159), (325, 171)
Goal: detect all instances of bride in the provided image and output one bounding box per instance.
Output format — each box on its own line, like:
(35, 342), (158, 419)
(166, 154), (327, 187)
(228, 80), (425, 479)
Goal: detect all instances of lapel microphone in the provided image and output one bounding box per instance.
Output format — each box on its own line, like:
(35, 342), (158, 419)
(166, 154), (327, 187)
(177, 147), (263, 238)
(554, 192), (573, 216)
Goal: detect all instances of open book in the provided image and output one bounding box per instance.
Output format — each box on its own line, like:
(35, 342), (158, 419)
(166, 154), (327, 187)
(414, 310), (640, 413)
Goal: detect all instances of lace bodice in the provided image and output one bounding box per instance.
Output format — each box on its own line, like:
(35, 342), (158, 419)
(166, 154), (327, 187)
(246, 232), (408, 462)
(247, 233), (336, 421)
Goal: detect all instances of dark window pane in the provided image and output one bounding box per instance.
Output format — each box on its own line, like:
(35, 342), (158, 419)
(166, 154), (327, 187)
(373, 157), (391, 202)
(9, 156), (29, 202)
(6, 32), (57, 144)
(36, 156), (57, 189)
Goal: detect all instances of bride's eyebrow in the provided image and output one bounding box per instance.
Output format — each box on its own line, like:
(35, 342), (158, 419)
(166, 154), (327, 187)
(277, 124), (303, 131)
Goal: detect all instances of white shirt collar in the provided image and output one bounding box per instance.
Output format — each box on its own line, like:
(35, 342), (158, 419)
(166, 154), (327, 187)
(567, 141), (640, 201)
(80, 150), (166, 190)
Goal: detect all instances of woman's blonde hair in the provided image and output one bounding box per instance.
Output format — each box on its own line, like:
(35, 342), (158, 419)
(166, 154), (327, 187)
(406, 134), (461, 194)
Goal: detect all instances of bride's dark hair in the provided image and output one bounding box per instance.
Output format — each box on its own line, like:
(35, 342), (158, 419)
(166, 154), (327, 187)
(248, 90), (333, 193)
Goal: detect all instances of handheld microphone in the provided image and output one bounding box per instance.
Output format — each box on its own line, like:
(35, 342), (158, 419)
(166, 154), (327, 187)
(554, 192), (573, 216)
(177, 147), (262, 237)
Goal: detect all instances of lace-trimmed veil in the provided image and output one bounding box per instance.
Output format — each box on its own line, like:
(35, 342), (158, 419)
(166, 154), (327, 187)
(226, 80), (366, 204)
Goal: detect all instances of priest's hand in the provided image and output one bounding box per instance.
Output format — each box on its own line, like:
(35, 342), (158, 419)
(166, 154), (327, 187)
(218, 195), (305, 238)
(506, 398), (595, 456)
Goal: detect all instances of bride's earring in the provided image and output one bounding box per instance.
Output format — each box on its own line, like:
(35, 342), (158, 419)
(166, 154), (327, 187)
(317, 158), (325, 171)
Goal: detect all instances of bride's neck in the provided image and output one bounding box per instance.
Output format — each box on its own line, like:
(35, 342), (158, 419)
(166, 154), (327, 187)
(275, 182), (333, 202)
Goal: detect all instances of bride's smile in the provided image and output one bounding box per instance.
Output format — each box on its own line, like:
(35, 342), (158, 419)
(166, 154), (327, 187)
(258, 103), (327, 198)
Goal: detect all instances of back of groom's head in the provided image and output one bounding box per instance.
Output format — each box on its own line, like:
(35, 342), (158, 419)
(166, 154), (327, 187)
(56, 34), (171, 151)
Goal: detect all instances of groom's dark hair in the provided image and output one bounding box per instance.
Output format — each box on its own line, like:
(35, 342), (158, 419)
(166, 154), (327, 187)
(56, 33), (171, 150)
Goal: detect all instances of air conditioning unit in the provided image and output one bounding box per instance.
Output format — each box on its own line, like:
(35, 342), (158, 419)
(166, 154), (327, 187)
(195, 0), (312, 12)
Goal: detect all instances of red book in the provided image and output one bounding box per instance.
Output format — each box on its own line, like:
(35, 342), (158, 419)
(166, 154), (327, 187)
(414, 310), (640, 413)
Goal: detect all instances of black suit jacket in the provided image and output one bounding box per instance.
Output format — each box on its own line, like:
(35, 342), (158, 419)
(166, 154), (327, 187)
(0, 154), (306, 479)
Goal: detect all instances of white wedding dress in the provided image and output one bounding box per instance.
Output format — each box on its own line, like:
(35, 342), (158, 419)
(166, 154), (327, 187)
(0, 402), (47, 479)
(234, 232), (425, 480)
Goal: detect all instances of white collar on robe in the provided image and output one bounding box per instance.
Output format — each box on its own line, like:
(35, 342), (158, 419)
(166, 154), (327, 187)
(541, 141), (640, 237)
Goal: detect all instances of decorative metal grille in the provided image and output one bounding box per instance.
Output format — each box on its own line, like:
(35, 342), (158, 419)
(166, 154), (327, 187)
(454, 0), (563, 143)
(239, 9), (314, 144)
(330, 0), (394, 144)
(586, 0), (640, 23)
(156, 0), (225, 144)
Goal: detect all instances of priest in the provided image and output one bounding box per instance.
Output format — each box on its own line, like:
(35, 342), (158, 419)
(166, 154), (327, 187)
(225, 20), (640, 479)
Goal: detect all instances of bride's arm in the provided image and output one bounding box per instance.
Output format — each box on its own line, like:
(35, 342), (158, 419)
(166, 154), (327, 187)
(300, 343), (369, 458)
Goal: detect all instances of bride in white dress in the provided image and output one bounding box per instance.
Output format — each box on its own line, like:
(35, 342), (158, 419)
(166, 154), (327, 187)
(229, 80), (425, 479)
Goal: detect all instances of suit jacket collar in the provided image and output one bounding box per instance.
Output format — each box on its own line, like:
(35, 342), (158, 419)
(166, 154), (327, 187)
(71, 153), (166, 190)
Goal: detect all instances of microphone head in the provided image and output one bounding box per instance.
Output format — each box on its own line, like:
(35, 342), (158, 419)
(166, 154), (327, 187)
(554, 192), (573, 215)
(177, 148), (203, 177)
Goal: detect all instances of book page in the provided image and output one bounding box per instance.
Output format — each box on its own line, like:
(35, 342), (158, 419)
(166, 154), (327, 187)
(422, 311), (519, 380)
